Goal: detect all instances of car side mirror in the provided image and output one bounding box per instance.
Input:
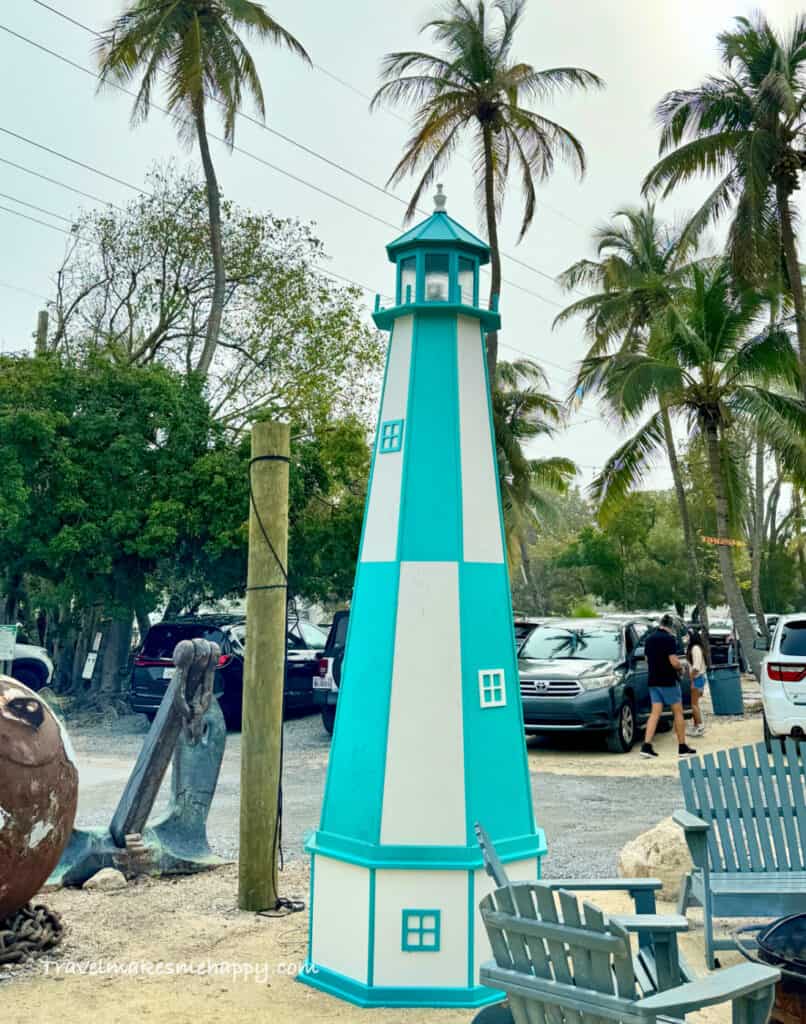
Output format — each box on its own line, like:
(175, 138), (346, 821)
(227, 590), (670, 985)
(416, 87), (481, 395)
(753, 636), (770, 651)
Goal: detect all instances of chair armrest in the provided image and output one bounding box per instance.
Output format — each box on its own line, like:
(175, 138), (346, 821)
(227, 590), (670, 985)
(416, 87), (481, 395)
(546, 878), (662, 893)
(673, 810), (710, 832)
(634, 963), (779, 1017)
(611, 914), (688, 934)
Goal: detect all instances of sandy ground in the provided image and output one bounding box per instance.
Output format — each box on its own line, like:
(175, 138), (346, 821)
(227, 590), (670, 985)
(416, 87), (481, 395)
(527, 713), (764, 777)
(2, 862), (742, 1024)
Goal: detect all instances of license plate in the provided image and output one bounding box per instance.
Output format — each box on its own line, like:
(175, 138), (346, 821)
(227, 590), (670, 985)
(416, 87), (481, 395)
(313, 677), (331, 690)
(163, 667), (175, 680)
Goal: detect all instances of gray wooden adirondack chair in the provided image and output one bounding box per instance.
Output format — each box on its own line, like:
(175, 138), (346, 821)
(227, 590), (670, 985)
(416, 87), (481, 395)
(475, 876), (779, 1024)
(676, 739), (806, 967)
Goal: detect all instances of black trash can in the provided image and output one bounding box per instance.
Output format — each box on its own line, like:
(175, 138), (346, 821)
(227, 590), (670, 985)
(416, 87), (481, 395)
(709, 663), (743, 715)
(736, 916), (806, 1024)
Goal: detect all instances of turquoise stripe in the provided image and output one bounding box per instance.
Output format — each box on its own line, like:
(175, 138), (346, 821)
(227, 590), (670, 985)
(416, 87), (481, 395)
(305, 829), (546, 869)
(319, 562), (400, 843)
(297, 963), (504, 1008)
(459, 563), (537, 843)
(399, 313), (462, 561)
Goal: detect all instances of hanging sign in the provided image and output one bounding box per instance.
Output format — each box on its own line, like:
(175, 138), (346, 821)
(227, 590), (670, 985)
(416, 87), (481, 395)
(0, 625), (17, 662)
(701, 535), (745, 548)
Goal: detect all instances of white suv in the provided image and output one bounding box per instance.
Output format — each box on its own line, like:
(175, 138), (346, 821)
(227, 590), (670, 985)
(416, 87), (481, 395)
(758, 614), (806, 750)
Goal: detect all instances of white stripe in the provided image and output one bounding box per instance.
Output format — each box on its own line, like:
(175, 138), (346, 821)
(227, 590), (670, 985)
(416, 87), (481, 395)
(311, 857), (370, 981)
(360, 316), (413, 563)
(380, 561), (466, 844)
(457, 316), (503, 563)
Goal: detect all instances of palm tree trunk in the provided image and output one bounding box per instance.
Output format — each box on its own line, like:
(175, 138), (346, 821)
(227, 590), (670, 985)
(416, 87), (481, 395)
(660, 405), (710, 650)
(703, 419), (760, 678)
(751, 435), (768, 639)
(194, 101), (226, 377)
(482, 126), (502, 385)
(793, 486), (806, 591)
(776, 184), (806, 397)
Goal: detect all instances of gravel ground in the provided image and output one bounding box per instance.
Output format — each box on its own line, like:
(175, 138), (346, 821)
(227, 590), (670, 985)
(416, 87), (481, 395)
(60, 707), (685, 878)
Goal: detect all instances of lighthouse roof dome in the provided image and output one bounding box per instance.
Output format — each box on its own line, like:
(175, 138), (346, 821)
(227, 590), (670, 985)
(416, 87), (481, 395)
(386, 186), (490, 264)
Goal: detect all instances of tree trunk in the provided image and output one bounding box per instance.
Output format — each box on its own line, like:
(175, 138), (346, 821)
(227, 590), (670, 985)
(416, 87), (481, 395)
(750, 436), (768, 639)
(194, 101), (226, 377)
(660, 405), (710, 654)
(518, 535), (541, 615)
(134, 599), (151, 649)
(482, 126), (502, 386)
(98, 616), (133, 697)
(776, 183), (806, 397)
(703, 419), (761, 678)
(793, 487), (806, 591)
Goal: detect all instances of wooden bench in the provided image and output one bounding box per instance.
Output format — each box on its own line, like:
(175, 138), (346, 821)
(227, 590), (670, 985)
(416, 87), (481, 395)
(676, 738), (806, 967)
(475, 876), (778, 1024)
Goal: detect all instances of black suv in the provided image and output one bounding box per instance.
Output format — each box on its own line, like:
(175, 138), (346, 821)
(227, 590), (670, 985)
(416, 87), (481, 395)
(129, 615), (327, 728)
(312, 610), (349, 735)
(518, 618), (692, 753)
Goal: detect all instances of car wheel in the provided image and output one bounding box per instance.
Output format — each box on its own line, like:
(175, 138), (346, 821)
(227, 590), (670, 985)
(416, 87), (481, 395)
(322, 704), (336, 736)
(10, 665), (45, 691)
(607, 697), (635, 753)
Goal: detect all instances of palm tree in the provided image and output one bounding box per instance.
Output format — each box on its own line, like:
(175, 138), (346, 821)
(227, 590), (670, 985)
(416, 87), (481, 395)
(494, 358), (576, 593)
(97, 0), (310, 376)
(643, 12), (806, 394)
(591, 261), (806, 677)
(555, 205), (712, 635)
(371, 0), (603, 381)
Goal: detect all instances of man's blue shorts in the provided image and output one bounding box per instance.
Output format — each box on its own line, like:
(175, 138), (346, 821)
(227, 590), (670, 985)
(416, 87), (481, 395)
(650, 684), (682, 706)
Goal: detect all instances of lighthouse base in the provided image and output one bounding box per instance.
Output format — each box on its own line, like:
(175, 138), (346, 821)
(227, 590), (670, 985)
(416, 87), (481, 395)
(297, 962), (505, 1008)
(300, 836), (546, 1008)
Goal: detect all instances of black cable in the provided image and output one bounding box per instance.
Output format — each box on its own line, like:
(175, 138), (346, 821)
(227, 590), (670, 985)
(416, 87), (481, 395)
(0, 155), (123, 209)
(0, 201), (72, 234)
(0, 190), (73, 223)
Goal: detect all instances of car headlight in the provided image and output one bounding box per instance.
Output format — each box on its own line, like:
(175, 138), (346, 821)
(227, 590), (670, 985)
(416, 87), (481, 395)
(578, 671), (620, 692)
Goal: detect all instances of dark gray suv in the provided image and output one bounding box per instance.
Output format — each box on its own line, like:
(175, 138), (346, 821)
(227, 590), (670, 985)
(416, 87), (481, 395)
(518, 618), (692, 753)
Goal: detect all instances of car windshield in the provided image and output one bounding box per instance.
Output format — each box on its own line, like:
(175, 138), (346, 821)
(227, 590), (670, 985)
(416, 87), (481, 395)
(142, 624), (228, 659)
(779, 621), (806, 656)
(520, 627), (621, 662)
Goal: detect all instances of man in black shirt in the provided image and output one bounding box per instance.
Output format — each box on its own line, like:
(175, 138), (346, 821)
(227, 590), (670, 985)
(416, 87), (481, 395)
(641, 614), (696, 759)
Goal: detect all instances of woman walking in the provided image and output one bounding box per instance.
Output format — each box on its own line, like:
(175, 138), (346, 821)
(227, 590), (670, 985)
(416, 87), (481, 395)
(687, 629), (709, 737)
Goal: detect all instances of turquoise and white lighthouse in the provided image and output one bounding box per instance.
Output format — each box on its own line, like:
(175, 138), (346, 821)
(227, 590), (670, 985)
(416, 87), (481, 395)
(300, 187), (546, 1008)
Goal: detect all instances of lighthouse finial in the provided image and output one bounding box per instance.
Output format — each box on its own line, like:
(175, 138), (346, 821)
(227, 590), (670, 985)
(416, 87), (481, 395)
(434, 184), (447, 212)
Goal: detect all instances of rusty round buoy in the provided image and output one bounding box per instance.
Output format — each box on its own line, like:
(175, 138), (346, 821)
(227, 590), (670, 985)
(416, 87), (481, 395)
(0, 676), (78, 918)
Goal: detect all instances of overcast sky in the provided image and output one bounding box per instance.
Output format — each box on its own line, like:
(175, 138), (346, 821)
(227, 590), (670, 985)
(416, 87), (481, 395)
(1, 0), (803, 490)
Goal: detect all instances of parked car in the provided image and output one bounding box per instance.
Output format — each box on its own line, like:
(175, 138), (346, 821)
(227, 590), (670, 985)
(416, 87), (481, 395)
(129, 615), (326, 729)
(518, 618), (692, 753)
(705, 619), (747, 670)
(10, 635), (54, 691)
(755, 613), (806, 750)
(313, 610), (349, 734)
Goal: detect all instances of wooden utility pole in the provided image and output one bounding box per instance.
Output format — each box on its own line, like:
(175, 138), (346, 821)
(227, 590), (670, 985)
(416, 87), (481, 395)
(239, 420), (290, 911)
(35, 310), (48, 354)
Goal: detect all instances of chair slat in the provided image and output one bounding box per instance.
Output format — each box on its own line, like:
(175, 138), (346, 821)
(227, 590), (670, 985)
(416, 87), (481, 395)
(756, 743), (790, 870)
(785, 738), (806, 867)
(481, 892), (516, 972)
(703, 752), (738, 872)
(557, 889), (594, 992)
(689, 757), (724, 870)
(491, 888), (551, 1024)
(742, 745), (777, 870)
(727, 747), (764, 872)
(510, 885), (571, 1024)
(771, 740), (801, 869)
(714, 749), (749, 871)
(533, 885), (574, 987)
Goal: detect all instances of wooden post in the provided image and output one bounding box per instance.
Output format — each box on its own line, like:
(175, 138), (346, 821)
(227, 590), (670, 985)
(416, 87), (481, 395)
(35, 310), (48, 354)
(239, 420), (290, 911)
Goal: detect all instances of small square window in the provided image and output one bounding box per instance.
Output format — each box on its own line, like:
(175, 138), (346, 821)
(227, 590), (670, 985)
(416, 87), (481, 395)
(479, 669), (506, 708)
(402, 909), (441, 953)
(379, 419), (404, 454)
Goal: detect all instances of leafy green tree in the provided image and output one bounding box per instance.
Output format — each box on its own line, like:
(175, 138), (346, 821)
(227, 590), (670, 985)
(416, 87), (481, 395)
(591, 262), (806, 674)
(49, 166), (384, 429)
(371, 0), (603, 378)
(556, 204), (711, 633)
(494, 358), (576, 585)
(97, 1), (310, 375)
(643, 12), (806, 392)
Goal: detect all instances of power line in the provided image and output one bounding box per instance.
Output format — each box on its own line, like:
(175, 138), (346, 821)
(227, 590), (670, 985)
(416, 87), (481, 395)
(0, 278), (49, 302)
(0, 190), (73, 223)
(0, 155), (122, 209)
(20, 5), (583, 294)
(0, 202), (72, 235)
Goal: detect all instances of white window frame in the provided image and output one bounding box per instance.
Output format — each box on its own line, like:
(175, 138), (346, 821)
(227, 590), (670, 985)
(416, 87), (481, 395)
(478, 668), (506, 708)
